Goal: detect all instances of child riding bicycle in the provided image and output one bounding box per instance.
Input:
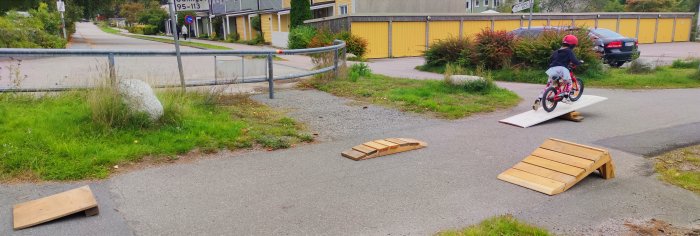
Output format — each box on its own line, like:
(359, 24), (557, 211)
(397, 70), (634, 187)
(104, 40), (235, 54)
(533, 34), (583, 110)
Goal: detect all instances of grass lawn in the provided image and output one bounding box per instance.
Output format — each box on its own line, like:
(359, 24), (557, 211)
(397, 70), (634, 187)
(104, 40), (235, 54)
(97, 23), (120, 34)
(0, 92), (312, 181)
(655, 145), (700, 194)
(305, 72), (520, 119)
(417, 64), (700, 89)
(437, 215), (551, 236)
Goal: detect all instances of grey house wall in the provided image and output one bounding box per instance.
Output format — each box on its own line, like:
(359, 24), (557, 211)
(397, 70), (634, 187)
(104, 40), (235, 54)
(355, 0), (466, 13)
(211, 0), (283, 15)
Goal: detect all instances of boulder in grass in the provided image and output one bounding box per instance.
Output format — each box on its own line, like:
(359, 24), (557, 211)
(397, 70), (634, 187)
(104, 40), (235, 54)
(117, 79), (163, 121)
(447, 75), (486, 86)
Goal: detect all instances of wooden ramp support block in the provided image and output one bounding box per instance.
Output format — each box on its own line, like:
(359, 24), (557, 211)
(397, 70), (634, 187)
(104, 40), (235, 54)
(13, 185), (99, 230)
(497, 138), (615, 195)
(341, 138), (427, 161)
(558, 111), (584, 122)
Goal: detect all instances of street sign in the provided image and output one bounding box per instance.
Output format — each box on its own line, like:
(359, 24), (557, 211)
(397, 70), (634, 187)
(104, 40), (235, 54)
(174, 0), (210, 11)
(56, 1), (65, 12)
(512, 0), (532, 13)
(185, 15), (194, 25)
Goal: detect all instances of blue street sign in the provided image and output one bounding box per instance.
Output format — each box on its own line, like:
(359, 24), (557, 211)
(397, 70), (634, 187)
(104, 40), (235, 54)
(185, 15), (194, 25)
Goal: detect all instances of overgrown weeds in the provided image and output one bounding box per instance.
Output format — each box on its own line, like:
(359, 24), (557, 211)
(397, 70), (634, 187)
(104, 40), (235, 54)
(437, 215), (551, 236)
(671, 58), (700, 69)
(0, 88), (312, 181)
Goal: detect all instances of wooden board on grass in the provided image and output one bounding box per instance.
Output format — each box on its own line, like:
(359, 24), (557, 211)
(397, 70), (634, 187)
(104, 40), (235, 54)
(13, 185), (99, 230)
(498, 138), (615, 195)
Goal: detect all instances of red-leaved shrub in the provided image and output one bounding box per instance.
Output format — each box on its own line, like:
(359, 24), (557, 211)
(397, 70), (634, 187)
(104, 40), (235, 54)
(473, 30), (515, 69)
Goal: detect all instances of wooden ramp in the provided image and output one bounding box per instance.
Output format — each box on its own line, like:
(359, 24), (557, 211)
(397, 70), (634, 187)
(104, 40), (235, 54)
(499, 95), (607, 128)
(497, 138), (615, 195)
(13, 185), (99, 230)
(342, 138), (427, 161)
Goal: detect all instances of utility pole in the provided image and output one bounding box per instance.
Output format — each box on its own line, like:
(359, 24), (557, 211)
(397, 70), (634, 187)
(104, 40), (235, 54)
(57, 0), (67, 39)
(168, 0), (186, 92)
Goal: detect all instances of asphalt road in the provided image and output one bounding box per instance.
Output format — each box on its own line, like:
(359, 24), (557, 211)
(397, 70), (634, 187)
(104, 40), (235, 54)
(1, 24), (700, 235)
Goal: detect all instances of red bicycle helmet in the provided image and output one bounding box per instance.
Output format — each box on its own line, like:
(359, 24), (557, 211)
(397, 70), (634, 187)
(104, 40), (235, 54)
(563, 34), (579, 46)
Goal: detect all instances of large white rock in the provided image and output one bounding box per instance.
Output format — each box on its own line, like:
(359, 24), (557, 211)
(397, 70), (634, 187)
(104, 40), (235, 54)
(117, 79), (163, 121)
(447, 75), (485, 86)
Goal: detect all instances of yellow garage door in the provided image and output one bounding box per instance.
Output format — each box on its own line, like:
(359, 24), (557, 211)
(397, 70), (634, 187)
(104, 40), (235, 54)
(575, 19), (596, 28)
(428, 21), (460, 45)
(674, 18), (692, 42)
(352, 22), (389, 59)
(618, 18), (637, 38)
(463, 21), (491, 40)
(392, 22), (426, 57)
(524, 20), (548, 28)
(550, 19), (573, 27)
(656, 18), (674, 43)
(596, 19), (617, 31)
(637, 18), (655, 43)
(494, 20), (520, 32)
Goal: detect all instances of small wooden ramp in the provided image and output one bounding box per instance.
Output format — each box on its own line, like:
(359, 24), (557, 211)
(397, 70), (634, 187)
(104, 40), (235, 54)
(342, 138), (427, 161)
(13, 185), (99, 230)
(498, 138), (615, 195)
(499, 95), (607, 128)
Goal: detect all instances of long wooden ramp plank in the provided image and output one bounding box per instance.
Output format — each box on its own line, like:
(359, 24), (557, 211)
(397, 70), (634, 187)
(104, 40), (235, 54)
(499, 95), (608, 128)
(13, 185), (99, 230)
(341, 138), (427, 161)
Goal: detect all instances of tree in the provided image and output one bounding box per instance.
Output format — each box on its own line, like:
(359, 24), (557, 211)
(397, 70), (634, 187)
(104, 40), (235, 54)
(625, 0), (675, 12)
(138, 7), (168, 32)
(119, 2), (145, 26)
(290, 0), (311, 28)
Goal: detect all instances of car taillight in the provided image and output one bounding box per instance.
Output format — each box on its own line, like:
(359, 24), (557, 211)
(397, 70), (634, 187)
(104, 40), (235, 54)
(635, 41), (638, 47)
(606, 41), (622, 48)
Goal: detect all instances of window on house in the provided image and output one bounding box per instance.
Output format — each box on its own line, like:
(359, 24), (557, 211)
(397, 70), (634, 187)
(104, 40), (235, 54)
(475, 0), (479, 7)
(340, 5), (348, 15)
(466, 1), (470, 9)
(484, 0), (489, 6)
(495, 0), (500, 7)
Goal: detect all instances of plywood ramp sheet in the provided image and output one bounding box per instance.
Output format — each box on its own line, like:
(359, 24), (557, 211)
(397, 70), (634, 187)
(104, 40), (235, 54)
(498, 138), (615, 195)
(342, 138), (427, 161)
(499, 95), (607, 128)
(13, 185), (99, 230)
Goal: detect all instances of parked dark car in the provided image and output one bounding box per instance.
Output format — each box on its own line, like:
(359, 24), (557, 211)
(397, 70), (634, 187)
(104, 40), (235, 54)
(511, 27), (640, 67)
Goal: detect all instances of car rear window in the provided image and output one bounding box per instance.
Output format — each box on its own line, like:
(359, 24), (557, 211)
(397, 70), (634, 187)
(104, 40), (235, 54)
(592, 28), (623, 38)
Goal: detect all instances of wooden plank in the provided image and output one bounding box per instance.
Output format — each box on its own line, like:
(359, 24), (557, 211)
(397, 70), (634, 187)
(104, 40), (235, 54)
(375, 140), (399, 148)
(558, 111), (584, 122)
(513, 162), (577, 185)
(522, 156), (585, 177)
(498, 168), (566, 195)
(385, 138), (409, 145)
(531, 148), (594, 169)
(13, 185), (98, 230)
(342, 149), (367, 160)
(352, 145), (376, 154)
(540, 139), (604, 161)
(397, 138), (420, 145)
(363, 141), (388, 151)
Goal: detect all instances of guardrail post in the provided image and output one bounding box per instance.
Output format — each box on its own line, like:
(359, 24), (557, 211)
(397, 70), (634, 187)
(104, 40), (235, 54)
(334, 47), (339, 79)
(267, 53), (274, 99)
(108, 53), (116, 86)
(214, 56), (218, 84)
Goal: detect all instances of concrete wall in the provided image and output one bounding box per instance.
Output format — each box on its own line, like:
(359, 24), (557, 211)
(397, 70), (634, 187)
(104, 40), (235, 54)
(355, 0), (466, 14)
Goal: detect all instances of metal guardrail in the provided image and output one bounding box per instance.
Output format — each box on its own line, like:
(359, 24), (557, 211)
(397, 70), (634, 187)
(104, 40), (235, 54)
(0, 40), (346, 99)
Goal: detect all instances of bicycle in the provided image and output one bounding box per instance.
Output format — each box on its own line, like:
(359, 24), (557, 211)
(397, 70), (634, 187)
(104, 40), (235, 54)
(540, 63), (585, 112)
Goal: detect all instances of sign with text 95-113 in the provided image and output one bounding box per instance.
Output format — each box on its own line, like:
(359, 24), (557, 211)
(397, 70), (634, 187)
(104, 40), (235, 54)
(175, 0), (209, 11)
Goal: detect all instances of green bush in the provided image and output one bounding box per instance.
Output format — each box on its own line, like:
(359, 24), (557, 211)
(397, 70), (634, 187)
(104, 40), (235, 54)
(474, 30), (515, 69)
(672, 59), (700, 69)
(513, 31), (562, 69)
(336, 31), (368, 58)
(142, 25), (159, 35)
(349, 62), (372, 76)
(126, 25), (145, 34)
(425, 37), (473, 67)
(288, 25), (317, 49)
(138, 8), (168, 34)
(290, 0), (312, 29)
(0, 9), (66, 49)
(226, 32), (240, 42)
